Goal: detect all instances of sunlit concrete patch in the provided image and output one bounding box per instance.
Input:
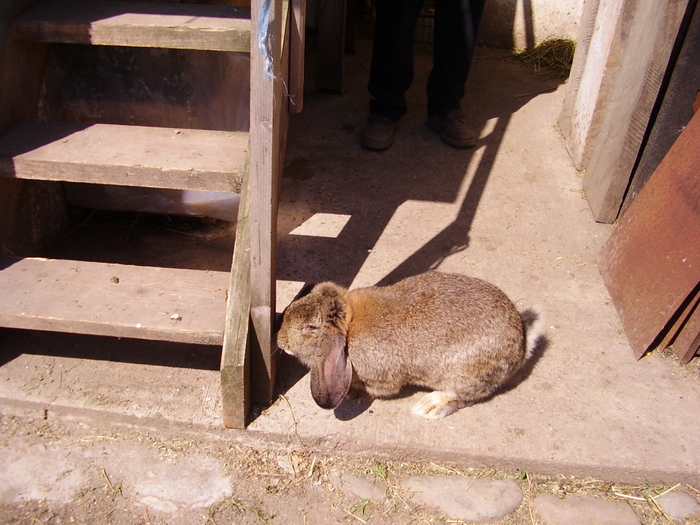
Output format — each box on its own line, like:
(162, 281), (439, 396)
(349, 199), (459, 289)
(0, 442), (86, 504)
(349, 146), (489, 290)
(102, 448), (233, 513)
(0, 354), (223, 428)
(133, 460), (232, 512)
(478, 117), (500, 139)
(276, 280), (307, 312)
(290, 213), (352, 238)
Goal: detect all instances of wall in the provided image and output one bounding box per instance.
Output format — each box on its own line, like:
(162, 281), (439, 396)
(308, 0), (584, 50)
(479, 0), (584, 49)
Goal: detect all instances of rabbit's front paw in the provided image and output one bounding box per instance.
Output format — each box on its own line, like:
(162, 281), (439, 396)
(411, 391), (463, 419)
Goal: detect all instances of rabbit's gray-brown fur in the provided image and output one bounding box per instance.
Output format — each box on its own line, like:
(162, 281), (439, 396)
(276, 271), (540, 419)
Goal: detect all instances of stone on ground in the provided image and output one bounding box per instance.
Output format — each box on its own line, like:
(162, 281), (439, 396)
(534, 493), (641, 525)
(403, 475), (523, 522)
(329, 471), (386, 503)
(655, 490), (700, 519)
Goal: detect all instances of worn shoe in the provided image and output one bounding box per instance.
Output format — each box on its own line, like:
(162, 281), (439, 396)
(427, 109), (477, 148)
(361, 115), (398, 151)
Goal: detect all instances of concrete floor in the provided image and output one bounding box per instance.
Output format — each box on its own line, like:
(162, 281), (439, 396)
(1, 34), (699, 487)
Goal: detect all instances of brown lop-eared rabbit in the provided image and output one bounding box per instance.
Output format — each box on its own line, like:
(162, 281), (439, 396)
(276, 271), (542, 419)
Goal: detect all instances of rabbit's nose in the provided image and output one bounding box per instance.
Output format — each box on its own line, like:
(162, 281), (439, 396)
(275, 341), (294, 356)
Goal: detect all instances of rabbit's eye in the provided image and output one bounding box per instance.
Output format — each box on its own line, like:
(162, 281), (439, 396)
(301, 325), (319, 334)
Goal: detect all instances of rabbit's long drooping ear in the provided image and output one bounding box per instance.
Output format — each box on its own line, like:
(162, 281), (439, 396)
(309, 332), (351, 409)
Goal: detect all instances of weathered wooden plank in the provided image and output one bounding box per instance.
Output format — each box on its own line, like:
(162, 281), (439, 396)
(581, 0), (689, 222)
(13, 0), (252, 52)
(558, 0), (603, 169)
(221, 164), (251, 429)
(621, 0), (700, 216)
(0, 122), (248, 193)
(289, 0), (306, 113)
(0, 257), (229, 344)
(248, 0), (289, 406)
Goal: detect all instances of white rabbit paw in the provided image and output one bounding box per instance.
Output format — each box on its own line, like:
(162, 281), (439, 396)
(411, 391), (463, 419)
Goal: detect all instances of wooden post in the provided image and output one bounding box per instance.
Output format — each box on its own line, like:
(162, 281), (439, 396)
(558, 0), (604, 170)
(249, 0), (284, 406)
(621, 0), (700, 215)
(221, 166), (252, 429)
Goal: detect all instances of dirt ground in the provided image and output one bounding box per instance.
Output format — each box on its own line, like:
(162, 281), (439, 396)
(2, 408), (699, 525)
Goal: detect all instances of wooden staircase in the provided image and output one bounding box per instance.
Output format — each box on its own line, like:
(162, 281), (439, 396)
(0, 0), (304, 428)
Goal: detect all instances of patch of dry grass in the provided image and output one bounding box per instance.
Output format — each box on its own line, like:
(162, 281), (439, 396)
(513, 38), (577, 79)
(4, 413), (699, 525)
(224, 444), (700, 524)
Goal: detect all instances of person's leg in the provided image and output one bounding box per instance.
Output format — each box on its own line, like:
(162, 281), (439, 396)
(367, 0), (425, 121)
(427, 0), (485, 115)
(362, 0), (424, 150)
(424, 0), (485, 148)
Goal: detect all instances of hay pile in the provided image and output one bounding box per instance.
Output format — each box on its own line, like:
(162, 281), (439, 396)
(514, 38), (576, 79)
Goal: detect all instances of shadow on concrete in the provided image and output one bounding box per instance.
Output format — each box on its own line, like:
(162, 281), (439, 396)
(277, 36), (564, 290)
(273, 27), (564, 411)
(333, 396), (373, 420)
(0, 329), (221, 371)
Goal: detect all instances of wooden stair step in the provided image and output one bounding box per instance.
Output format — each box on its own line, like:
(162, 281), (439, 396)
(12, 0), (251, 52)
(0, 121), (248, 193)
(0, 257), (230, 345)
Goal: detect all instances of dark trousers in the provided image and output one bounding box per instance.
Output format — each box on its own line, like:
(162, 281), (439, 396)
(368, 0), (485, 121)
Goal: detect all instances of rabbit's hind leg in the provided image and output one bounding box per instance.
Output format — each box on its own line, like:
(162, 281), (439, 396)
(411, 391), (465, 419)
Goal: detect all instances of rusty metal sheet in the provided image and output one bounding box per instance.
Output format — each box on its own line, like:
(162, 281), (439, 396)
(598, 109), (700, 359)
(658, 285), (699, 362)
(672, 292), (700, 363)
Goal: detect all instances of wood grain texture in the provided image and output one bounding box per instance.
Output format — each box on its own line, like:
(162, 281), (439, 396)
(621, 0), (700, 216)
(248, 0), (290, 405)
(0, 1), (68, 255)
(582, 0), (689, 223)
(0, 257), (229, 344)
(289, 0), (306, 113)
(0, 122), (248, 192)
(558, 0), (601, 168)
(12, 0), (252, 52)
(221, 162), (252, 428)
